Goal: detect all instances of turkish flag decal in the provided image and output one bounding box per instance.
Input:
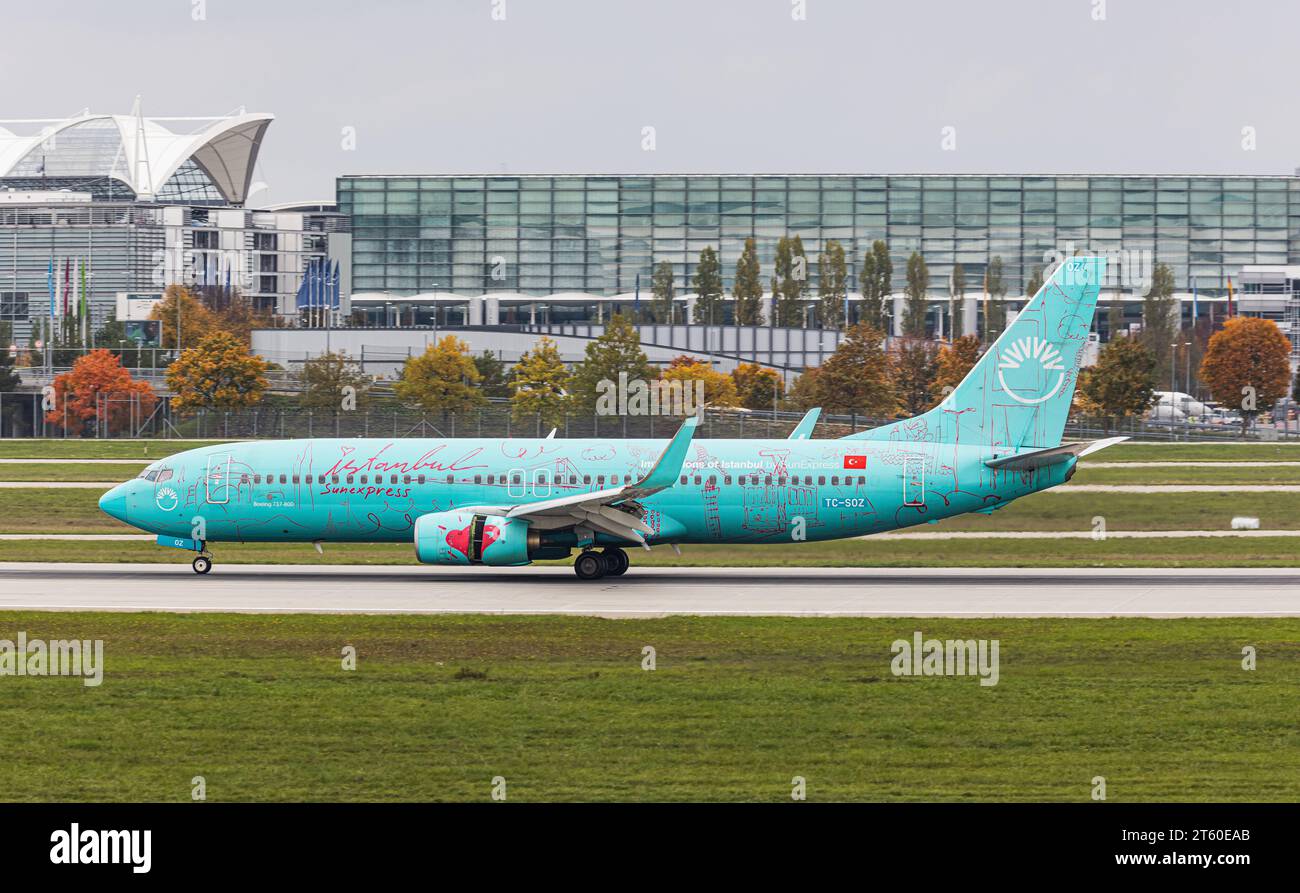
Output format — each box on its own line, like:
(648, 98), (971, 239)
(843, 455), (866, 469)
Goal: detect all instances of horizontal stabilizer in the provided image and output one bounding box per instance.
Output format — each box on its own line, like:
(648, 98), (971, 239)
(984, 436), (1128, 470)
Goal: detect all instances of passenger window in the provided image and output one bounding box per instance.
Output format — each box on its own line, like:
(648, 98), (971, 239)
(584, 475), (592, 485)
(818, 476), (826, 485)
(474, 475), (482, 485)
(513, 474), (522, 485)
(331, 475), (339, 484)
(254, 475), (261, 484)
(445, 475), (453, 485)
(778, 476), (786, 485)
(832, 476), (839, 486)
(858, 475), (865, 485)
(724, 475), (732, 485)
(486, 475), (494, 485)
(764, 475), (772, 485)
(680, 475), (687, 485)
(693, 475), (701, 485)
(280, 474), (287, 485)
(361, 475), (368, 484)
(404, 475), (411, 484)
(597, 475), (605, 485)
(292, 475), (299, 484)
(707, 475), (716, 485)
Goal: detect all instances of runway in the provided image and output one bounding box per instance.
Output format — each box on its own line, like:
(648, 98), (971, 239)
(0, 563), (1295, 617)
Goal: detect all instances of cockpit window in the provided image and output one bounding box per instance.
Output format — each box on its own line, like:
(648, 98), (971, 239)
(156, 469), (173, 483)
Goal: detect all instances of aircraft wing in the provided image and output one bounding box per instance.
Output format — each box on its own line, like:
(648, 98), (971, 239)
(457, 415), (699, 547)
(984, 436), (1128, 470)
(788, 407), (821, 440)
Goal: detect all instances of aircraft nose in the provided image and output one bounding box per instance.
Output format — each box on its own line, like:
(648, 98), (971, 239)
(99, 484), (130, 523)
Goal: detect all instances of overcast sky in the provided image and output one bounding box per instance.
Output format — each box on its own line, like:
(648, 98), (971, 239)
(3, 0), (1298, 206)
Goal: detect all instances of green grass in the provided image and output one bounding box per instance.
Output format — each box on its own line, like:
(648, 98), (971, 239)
(1, 536), (1297, 567)
(1096, 443), (1300, 462)
(0, 462), (147, 482)
(0, 612), (1293, 801)
(0, 440), (228, 459)
(1072, 464), (1300, 484)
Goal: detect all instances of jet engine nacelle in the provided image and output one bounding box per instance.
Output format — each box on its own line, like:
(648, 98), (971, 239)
(413, 510), (531, 566)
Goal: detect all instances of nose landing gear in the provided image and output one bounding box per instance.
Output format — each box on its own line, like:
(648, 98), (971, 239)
(192, 554), (213, 575)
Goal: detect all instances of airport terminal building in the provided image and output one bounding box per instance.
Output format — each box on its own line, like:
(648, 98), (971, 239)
(0, 106), (348, 343)
(336, 173), (1300, 348)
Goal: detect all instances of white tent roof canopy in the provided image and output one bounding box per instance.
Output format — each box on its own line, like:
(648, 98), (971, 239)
(0, 104), (272, 204)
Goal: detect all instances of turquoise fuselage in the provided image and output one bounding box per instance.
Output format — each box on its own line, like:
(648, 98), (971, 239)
(102, 436), (1072, 548)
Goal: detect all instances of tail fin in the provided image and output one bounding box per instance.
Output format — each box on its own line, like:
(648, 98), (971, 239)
(843, 255), (1105, 450)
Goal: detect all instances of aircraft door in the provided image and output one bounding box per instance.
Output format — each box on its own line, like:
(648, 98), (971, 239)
(205, 453), (233, 505)
(902, 455), (925, 507)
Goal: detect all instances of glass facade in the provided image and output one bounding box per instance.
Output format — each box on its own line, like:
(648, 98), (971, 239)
(339, 174), (1300, 299)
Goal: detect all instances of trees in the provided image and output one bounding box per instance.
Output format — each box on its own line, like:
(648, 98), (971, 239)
(893, 339), (939, 415)
(298, 351), (371, 411)
(1075, 336), (1157, 432)
(859, 240), (892, 330)
(150, 284), (218, 352)
(817, 239), (847, 329)
(651, 259), (676, 324)
(1141, 262), (1180, 384)
(930, 334), (982, 404)
(567, 313), (657, 412)
(948, 262), (966, 339)
(473, 350), (511, 399)
(809, 322), (897, 416)
(902, 252), (930, 338)
(772, 235), (808, 327)
(46, 349), (157, 436)
(691, 247), (723, 325)
(732, 237), (765, 325)
(984, 256), (1008, 341)
(661, 356), (740, 409)
(510, 336), (571, 429)
(1199, 316), (1292, 434)
(0, 323), (20, 392)
(731, 362), (784, 410)
(1023, 265), (1044, 298)
(393, 334), (486, 415)
(166, 331), (270, 413)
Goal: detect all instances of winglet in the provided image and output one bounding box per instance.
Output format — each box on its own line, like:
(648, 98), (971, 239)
(788, 407), (821, 440)
(631, 415), (699, 495)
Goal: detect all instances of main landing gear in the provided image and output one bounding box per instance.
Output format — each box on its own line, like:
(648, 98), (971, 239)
(192, 554), (213, 575)
(573, 547), (630, 580)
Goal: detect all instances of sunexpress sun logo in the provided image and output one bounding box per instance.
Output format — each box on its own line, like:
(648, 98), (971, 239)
(154, 486), (179, 512)
(996, 337), (1067, 405)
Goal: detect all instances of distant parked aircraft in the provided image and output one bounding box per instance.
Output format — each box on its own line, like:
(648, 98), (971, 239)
(100, 257), (1121, 579)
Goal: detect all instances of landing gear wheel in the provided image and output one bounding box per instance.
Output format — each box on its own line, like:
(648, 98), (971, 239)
(574, 551), (606, 580)
(192, 555), (212, 575)
(601, 547), (629, 576)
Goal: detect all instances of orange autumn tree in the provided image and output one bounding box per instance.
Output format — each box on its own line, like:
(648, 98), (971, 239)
(166, 331), (270, 413)
(661, 355), (740, 410)
(1199, 316), (1292, 435)
(46, 349), (157, 436)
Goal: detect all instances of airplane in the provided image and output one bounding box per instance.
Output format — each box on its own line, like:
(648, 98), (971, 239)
(99, 256), (1121, 580)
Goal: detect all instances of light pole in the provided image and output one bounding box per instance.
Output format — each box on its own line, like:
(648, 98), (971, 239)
(1171, 341), (1190, 425)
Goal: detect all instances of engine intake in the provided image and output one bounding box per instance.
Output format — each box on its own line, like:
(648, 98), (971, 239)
(413, 510), (531, 566)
